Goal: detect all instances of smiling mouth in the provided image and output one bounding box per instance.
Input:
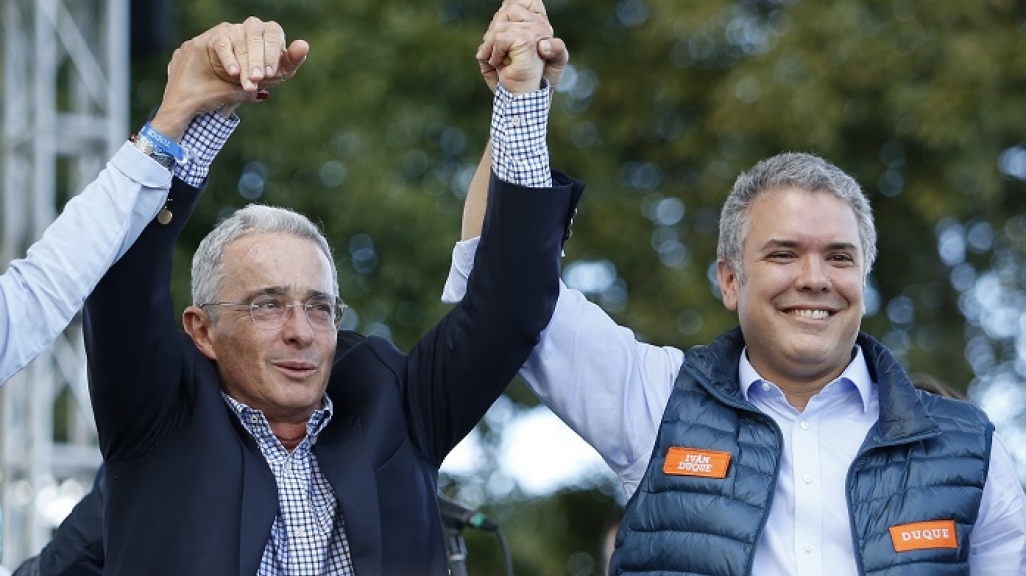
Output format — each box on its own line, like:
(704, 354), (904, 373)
(274, 363), (317, 378)
(787, 309), (831, 320)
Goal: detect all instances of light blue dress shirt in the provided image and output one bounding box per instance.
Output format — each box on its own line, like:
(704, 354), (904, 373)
(0, 112), (237, 383)
(440, 92), (1026, 572)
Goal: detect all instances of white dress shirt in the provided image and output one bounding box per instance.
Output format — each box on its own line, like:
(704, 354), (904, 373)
(442, 240), (1026, 575)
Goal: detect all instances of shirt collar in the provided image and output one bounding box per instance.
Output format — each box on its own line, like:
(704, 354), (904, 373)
(223, 392), (335, 441)
(738, 345), (875, 412)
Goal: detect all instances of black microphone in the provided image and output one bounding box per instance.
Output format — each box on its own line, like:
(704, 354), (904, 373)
(437, 493), (498, 532)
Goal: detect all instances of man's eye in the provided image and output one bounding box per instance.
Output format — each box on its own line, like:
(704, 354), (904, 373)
(307, 302), (334, 315)
(252, 298), (283, 310)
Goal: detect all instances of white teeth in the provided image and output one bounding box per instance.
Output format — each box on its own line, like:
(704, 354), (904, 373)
(791, 309), (829, 319)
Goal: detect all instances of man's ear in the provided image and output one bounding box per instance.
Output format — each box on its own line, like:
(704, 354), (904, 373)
(183, 306), (217, 360)
(716, 259), (739, 312)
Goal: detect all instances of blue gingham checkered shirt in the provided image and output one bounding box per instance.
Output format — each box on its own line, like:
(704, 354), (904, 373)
(491, 80), (552, 187)
(224, 393), (355, 575)
(183, 87), (549, 575)
(171, 111), (240, 187)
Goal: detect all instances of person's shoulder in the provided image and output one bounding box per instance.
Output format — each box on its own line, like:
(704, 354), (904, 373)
(336, 330), (366, 356)
(332, 331), (403, 366)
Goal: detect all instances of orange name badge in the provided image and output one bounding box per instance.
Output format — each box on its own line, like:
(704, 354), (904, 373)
(662, 447), (731, 479)
(889, 520), (959, 552)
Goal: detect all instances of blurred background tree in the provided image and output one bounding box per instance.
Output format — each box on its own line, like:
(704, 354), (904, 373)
(127, 0), (1026, 574)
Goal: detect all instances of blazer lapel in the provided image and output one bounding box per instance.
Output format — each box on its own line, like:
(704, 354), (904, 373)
(237, 434), (277, 575)
(315, 414), (383, 576)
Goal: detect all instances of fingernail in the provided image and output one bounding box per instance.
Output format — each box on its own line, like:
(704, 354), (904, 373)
(266, 65), (274, 77)
(540, 39), (551, 54)
(227, 64), (239, 76)
(252, 67), (262, 78)
(256, 90), (270, 101)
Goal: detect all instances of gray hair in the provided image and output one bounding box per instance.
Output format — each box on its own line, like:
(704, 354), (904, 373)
(191, 204), (338, 320)
(716, 152), (877, 284)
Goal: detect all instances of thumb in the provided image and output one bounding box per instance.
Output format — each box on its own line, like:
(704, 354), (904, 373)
(281, 39), (311, 76)
(538, 37), (569, 67)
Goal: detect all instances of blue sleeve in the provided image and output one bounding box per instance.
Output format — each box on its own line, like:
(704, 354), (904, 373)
(0, 144), (170, 383)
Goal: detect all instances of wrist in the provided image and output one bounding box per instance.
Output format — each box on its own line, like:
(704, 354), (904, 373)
(128, 133), (175, 170)
(129, 121), (191, 171)
(218, 102), (240, 118)
(148, 104), (193, 142)
(501, 74), (547, 96)
(139, 122), (186, 162)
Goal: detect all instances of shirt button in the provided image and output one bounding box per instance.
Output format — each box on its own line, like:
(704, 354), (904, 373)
(249, 415), (260, 424)
(804, 544), (813, 553)
(803, 475), (813, 484)
(761, 383), (771, 392)
(510, 116), (523, 127)
(294, 528), (306, 538)
(799, 421), (809, 430)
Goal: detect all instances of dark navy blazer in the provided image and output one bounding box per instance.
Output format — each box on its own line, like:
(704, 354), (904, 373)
(84, 172), (582, 576)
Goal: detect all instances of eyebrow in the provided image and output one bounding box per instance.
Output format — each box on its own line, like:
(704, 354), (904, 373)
(758, 239), (859, 253)
(241, 286), (335, 301)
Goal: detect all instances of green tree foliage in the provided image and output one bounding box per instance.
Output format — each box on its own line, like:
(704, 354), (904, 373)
(129, 1), (1026, 573)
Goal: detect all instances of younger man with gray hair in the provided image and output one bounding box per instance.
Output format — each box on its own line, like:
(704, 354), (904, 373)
(446, 126), (1026, 574)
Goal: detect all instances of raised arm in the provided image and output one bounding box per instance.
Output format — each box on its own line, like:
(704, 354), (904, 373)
(442, 0), (682, 496)
(461, 1), (569, 240)
(0, 18), (306, 384)
(401, 0), (584, 464)
(85, 18), (307, 460)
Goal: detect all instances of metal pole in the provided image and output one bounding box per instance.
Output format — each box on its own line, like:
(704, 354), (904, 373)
(445, 527), (471, 576)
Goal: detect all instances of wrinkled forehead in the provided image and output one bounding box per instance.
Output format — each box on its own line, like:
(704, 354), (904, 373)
(221, 233), (336, 296)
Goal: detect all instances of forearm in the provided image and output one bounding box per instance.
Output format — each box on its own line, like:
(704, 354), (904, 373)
(411, 173), (581, 462)
(0, 109), (237, 385)
(173, 111), (239, 187)
(460, 83), (552, 244)
(462, 143), (491, 240)
(0, 143), (170, 383)
(490, 83), (552, 188)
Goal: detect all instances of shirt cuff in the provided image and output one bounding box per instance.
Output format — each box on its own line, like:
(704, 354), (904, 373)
(440, 237), (480, 304)
(490, 80), (552, 188)
(174, 112), (241, 187)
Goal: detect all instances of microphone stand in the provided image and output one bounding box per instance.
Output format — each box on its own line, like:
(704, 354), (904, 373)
(445, 525), (470, 576)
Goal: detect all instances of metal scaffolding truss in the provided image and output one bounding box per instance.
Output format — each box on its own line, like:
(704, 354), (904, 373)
(0, 0), (127, 566)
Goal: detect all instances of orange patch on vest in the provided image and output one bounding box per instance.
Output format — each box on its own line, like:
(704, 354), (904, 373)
(889, 520), (958, 552)
(662, 447), (731, 479)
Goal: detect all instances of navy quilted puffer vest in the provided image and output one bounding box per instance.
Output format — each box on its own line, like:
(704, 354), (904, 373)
(610, 328), (992, 576)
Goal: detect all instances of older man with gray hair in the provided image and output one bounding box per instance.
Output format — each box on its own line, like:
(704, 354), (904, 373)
(84, 6), (578, 576)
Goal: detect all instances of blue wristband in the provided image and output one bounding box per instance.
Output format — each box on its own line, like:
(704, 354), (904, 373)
(139, 122), (185, 162)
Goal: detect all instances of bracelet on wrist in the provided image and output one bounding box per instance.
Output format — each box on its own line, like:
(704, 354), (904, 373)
(139, 122), (186, 162)
(129, 133), (175, 169)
